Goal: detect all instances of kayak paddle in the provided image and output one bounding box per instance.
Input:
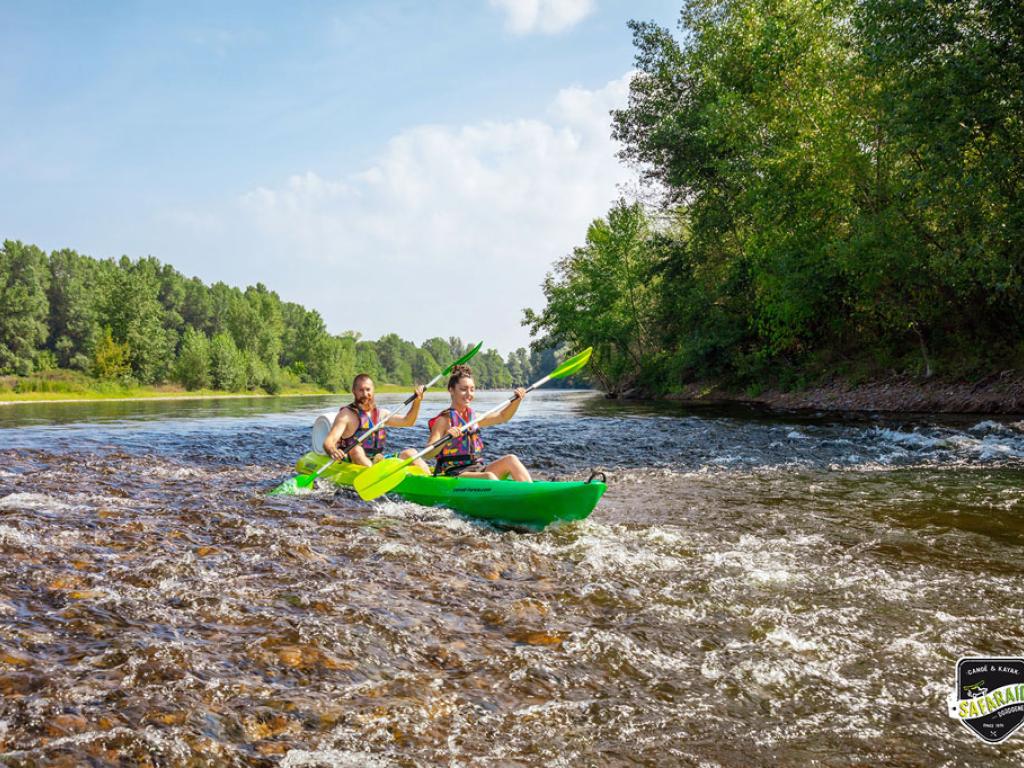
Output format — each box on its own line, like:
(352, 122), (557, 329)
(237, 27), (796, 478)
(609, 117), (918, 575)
(354, 347), (593, 501)
(269, 342), (483, 494)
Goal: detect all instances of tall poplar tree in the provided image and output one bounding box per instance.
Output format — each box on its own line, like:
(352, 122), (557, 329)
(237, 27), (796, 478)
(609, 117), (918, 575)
(0, 240), (50, 375)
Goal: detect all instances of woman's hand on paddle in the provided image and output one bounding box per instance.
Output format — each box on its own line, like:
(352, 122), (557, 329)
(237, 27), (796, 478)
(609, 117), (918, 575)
(502, 387), (527, 420)
(503, 387), (527, 419)
(413, 385), (425, 400)
(478, 387), (527, 427)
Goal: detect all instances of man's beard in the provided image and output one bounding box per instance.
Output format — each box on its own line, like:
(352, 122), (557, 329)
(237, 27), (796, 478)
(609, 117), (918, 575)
(356, 394), (375, 410)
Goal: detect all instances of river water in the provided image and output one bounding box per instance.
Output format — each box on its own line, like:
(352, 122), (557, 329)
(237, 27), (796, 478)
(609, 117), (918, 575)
(0, 392), (1022, 766)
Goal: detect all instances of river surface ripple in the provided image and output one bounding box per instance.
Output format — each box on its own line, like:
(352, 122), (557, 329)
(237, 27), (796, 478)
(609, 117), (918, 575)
(0, 392), (1022, 766)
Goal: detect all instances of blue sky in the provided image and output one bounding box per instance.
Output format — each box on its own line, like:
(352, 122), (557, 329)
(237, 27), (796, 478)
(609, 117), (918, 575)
(1, 1), (682, 353)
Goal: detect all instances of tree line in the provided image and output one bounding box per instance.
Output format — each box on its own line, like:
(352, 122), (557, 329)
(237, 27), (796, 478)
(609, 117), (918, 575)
(526, 0), (1023, 394)
(0, 241), (561, 393)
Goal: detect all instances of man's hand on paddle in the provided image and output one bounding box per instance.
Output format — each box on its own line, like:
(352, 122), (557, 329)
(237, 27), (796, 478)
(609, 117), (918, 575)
(387, 386), (426, 428)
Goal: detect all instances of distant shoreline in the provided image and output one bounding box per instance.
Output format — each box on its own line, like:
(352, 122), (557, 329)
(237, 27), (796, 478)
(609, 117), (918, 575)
(0, 383), (463, 407)
(0, 392), (330, 407)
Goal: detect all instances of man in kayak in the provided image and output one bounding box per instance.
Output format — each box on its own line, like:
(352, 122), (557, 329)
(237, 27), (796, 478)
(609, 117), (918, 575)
(323, 374), (429, 471)
(426, 364), (532, 481)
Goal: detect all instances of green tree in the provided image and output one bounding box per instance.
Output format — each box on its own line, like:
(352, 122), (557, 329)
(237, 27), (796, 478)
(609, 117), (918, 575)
(100, 257), (174, 384)
(47, 248), (99, 371)
(473, 348), (513, 389)
(207, 282), (237, 339)
(525, 201), (660, 393)
(506, 348), (532, 385)
(618, 2), (859, 365)
(244, 283), (284, 367)
(851, 0), (1024, 371)
(289, 308), (326, 375)
(422, 337), (453, 368)
(411, 348), (439, 383)
(355, 342), (385, 385)
(182, 277), (214, 336)
(376, 333), (414, 384)
(174, 327), (211, 390)
(332, 335), (358, 390)
(448, 337), (467, 360)
(304, 335), (353, 392)
(601, 0), (1024, 389)
(242, 349), (269, 390)
(286, 309), (354, 390)
(225, 288), (258, 353)
(156, 260), (186, 335)
(0, 240), (50, 375)
(209, 332), (247, 391)
(93, 326), (131, 381)
(279, 301), (308, 369)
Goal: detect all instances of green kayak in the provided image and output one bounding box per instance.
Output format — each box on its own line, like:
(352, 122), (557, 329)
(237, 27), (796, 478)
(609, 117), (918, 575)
(294, 451), (605, 530)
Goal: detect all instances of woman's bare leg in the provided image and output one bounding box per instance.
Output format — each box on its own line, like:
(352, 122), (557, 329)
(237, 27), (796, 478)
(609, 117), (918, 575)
(452, 470), (500, 480)
(484, 454), (531, 482)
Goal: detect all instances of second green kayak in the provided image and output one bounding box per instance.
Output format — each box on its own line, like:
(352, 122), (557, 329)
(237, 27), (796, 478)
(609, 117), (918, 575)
(294, 451), (605, 530)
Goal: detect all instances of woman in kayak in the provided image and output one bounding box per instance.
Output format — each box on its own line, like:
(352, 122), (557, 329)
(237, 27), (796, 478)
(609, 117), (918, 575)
(324, 373), (429, 471)
(426, 364), (532, 481)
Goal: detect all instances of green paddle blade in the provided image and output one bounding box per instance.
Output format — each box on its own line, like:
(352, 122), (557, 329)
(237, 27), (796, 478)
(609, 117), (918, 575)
(269, 475), (309, 495)
(443, 341), (482, 375)
(548, 347), (593, 380)
(353, 457), (411, 500)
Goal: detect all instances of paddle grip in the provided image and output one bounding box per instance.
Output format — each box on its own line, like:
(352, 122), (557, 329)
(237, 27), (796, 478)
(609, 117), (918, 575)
(403, 384), (431, 405)
(430, 432), (455, 451)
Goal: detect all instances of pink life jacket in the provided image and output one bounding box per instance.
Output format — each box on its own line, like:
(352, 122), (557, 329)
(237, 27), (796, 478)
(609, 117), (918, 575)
(339, 404), (387, 457)
(429, 407), (484, 474)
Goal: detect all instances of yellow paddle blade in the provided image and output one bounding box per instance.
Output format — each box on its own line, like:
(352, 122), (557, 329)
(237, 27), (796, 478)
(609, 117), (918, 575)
(353, 457), (412, 500)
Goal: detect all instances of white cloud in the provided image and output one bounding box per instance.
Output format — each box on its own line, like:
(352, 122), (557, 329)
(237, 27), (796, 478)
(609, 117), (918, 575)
(489, 0), (595, 35)
(171, 73), (634, 353)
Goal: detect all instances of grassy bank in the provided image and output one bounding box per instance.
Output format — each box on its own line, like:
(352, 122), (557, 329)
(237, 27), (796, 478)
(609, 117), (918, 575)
(0, 370), (428, 404)
(0, 371), (325, 404)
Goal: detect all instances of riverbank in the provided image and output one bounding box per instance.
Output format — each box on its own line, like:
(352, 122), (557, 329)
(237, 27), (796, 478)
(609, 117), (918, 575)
(0, 391), (323, 406)
(661, 371), (1024, 414)
(0, 382), (429, 406)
